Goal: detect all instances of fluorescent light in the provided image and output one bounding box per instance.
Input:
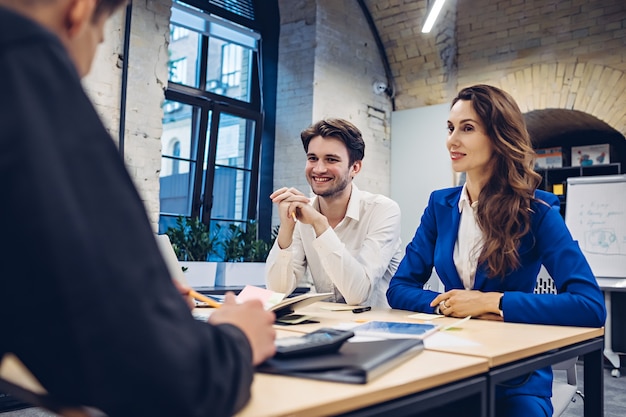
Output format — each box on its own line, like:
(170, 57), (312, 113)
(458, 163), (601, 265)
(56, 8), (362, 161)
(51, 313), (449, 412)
(421, 0), (447, 33)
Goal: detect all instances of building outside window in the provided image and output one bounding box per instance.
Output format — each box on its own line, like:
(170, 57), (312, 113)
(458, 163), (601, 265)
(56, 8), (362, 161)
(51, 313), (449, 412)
(159, 0), (263, 246)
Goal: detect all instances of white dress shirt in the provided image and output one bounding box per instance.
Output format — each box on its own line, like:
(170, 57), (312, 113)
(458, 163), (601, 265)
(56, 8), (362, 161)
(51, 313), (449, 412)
(453, 184), (484, 290)
(265, 184), (403, 308)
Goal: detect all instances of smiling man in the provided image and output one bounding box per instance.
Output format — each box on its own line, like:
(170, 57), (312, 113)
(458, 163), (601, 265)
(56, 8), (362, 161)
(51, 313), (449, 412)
(265, 119), (403, 308)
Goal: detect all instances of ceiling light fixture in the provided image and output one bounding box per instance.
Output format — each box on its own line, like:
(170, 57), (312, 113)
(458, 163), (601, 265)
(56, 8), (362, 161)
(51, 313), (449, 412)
(421, 0), (447, 33)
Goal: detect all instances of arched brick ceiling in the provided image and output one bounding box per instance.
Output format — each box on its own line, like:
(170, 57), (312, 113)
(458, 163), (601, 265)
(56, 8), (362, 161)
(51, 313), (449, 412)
(361, 0), (445, 108)
(525, 109), (620, 146)
(359, 0), (626, 168)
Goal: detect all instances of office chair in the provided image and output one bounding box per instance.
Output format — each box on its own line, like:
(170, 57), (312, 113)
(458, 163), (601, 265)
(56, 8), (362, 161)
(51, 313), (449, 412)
(534, 270), (583, 416)
(551, 356), (584, 416)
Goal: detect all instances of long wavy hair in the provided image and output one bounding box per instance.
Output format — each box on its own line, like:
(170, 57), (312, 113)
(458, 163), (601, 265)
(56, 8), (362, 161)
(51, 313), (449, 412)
(452, 85), (542, 278)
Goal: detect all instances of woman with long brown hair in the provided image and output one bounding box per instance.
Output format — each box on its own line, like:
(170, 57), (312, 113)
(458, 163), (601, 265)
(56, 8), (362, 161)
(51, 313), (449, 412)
(387, 84), (605, 416)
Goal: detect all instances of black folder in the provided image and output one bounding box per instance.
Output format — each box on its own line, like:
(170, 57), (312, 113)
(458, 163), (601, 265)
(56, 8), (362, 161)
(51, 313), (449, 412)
(257, 338), (424, 384)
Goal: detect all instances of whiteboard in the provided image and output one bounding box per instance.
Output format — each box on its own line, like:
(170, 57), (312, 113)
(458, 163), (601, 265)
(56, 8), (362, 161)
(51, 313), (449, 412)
(565, 175), (626, 278)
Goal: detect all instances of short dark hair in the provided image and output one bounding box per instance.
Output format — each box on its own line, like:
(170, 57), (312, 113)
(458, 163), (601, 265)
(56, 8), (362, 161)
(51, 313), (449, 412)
(300, 118), (365, 165)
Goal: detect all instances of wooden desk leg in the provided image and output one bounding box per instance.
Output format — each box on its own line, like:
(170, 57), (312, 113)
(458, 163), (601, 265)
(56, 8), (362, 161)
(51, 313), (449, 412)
(583, 346), (604, 417)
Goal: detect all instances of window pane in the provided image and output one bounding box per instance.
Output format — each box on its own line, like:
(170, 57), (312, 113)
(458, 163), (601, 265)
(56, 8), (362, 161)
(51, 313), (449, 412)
(160, 103), (197, 224)
(207, 39), (253, 102)
(162, 103), (195, 159)
(168, 23), (200, 88)
(214, 113), (256, 169)
(159, 158), (194, 215)
(211, 166), (251, 222)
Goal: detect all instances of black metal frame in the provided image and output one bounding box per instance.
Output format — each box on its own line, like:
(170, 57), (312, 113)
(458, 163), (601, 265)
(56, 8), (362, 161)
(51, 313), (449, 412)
(487, 337), (604, 417)
(338, 376), (487, 417)
(314, 336), (605, 417)
(161, 0), (279, 242)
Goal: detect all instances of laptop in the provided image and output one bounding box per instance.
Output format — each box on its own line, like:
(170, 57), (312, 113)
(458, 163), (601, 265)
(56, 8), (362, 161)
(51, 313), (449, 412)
(154, 234), (187, 285)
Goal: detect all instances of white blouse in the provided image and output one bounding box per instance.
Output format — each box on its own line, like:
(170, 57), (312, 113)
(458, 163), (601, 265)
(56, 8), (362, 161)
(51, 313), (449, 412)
(453, 184), (484, 290)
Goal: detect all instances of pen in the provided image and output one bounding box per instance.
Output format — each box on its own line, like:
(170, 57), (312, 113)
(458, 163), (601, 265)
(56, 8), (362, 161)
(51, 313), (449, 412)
(352, 306), (371, 314)
(291, 211), (297, 222)
(189, 289), (222, 309)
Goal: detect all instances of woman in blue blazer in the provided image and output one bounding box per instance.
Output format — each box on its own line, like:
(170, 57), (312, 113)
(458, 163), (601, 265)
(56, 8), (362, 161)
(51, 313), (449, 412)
(387, 84), (606, 417)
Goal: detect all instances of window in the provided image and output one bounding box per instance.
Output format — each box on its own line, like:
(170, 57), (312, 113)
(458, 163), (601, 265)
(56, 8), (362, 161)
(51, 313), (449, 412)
(171, 26), (189, 41)
(172, 140), (181, 174)
(159, 1), (263, 240)
(169, 57), (188, 84)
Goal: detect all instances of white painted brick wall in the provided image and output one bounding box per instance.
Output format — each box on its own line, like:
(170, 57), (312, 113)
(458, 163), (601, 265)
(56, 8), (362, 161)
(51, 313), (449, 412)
(83, 0), (170, 231)
(313, 0), (392, 196)
(274, 0), (394, 226)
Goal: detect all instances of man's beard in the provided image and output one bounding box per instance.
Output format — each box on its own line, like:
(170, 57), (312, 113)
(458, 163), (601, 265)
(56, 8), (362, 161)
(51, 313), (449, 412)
(312, 175), (351, 198)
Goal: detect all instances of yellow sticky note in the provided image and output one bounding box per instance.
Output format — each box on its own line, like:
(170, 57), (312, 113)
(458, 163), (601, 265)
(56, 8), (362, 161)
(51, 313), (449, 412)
(552, 183), (564, 195)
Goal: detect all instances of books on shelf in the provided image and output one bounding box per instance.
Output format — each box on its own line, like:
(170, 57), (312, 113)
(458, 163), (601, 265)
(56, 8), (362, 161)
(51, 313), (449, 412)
(535, 147), (563, 169)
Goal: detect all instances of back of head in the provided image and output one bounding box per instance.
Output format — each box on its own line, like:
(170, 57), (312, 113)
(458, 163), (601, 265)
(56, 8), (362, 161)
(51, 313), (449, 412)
(300, 118), (365, 165)
(1, 0), (128, 77)
(0, 0), (126, 17)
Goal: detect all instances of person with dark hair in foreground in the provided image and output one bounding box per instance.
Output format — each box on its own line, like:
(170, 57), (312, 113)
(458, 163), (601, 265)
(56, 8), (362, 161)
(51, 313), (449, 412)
(0, 1), (275, 416)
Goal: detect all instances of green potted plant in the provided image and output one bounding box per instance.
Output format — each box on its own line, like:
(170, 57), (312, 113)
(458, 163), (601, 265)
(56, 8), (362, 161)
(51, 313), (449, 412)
(165, 216), (220, 287)
(213, 220), (272, 286)
(165, 217), (274, 287)
(166, 216), (220, 261)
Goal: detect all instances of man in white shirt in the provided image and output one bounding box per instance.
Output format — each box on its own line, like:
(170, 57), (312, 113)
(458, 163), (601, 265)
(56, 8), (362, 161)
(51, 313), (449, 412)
(265, 119), (403, 308)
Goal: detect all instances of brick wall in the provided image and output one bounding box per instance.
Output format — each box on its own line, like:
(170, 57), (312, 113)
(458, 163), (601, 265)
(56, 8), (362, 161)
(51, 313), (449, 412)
(83, 0), (170, 230)
(274, 0), (394, 225)
(370, 0), (458, 108)
(274, 0), (317, 198)
(313, 0), (393, 194)
(372, 0), (626, 135)
(455, 0), (626, 135)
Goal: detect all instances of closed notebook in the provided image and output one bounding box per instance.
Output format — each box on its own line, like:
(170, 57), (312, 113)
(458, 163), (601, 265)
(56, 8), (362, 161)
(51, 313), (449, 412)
(257, 338), (424, 384)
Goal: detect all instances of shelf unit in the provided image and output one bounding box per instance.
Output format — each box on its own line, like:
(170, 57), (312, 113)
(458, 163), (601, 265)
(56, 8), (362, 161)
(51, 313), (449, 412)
(535, 162), (622, 217)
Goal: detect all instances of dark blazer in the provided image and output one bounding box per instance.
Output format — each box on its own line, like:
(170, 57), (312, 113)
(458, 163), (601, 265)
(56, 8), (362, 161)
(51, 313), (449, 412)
(387, 186), (606, 399)
(0, 7), (253, 417)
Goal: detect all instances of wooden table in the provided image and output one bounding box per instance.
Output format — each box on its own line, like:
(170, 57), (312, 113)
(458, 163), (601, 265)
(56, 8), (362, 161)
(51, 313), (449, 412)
(284, 303), (605, 417)
(3, 303), (604, 417)
(237, 343), (489, 417)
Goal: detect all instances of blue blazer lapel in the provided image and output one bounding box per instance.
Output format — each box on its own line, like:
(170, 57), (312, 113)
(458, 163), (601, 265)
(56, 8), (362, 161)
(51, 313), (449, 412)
(436, 190), (464, 289)
(473, 266), (489, 290)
